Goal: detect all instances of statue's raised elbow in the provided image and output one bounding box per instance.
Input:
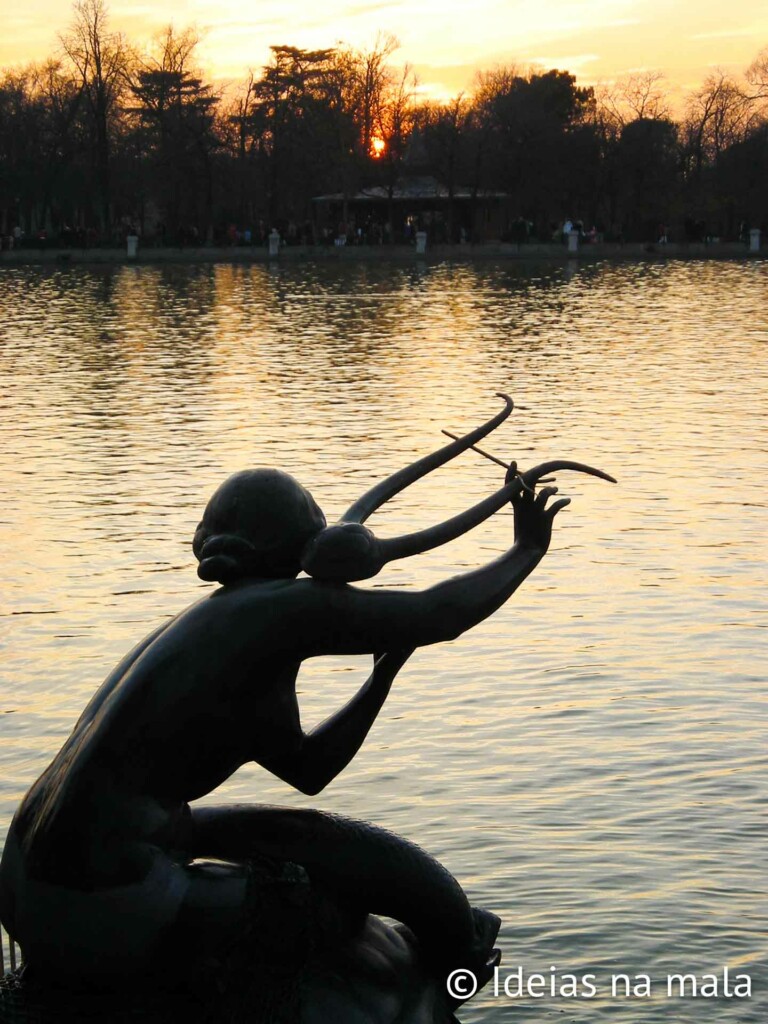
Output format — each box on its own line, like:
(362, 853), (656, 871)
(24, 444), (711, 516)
(297, 778), (327, 797)
(289, 765), (335, 796)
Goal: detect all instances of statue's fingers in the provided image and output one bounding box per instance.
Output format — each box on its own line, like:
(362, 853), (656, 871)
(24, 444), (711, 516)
(547, 497), (572, 517)
(535, 486), (559, 507)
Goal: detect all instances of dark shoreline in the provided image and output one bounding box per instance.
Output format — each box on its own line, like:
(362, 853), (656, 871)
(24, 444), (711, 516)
(0, 240), (763, 266)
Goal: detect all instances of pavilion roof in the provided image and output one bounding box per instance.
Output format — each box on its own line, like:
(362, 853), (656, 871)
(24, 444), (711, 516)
(313, 175), (506, 202)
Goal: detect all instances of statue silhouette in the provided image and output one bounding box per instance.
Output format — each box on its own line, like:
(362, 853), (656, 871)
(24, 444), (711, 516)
(0, 396), (613, 1021)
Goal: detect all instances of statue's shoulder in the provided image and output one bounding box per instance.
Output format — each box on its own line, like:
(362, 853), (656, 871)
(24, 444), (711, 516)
(201, 577), (320, 617)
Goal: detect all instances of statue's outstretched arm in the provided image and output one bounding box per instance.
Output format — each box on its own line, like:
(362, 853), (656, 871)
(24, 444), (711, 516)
(258, 649), (413, 795)
(289, 485), (569, 657)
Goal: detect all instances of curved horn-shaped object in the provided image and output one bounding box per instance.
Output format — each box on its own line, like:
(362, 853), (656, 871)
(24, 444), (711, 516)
(377, 479), (520, 564)
(376, 459), (615, 567)
(302, 457), (615, 583)
(341, 393), (514, 525)
(520, 460), (617, 486)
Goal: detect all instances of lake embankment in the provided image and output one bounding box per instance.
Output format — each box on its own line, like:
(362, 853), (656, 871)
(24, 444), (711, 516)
(0, 240), (763, 266)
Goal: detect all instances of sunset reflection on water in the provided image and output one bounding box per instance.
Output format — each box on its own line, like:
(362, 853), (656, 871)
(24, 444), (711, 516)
(1, 258), (766, 1021)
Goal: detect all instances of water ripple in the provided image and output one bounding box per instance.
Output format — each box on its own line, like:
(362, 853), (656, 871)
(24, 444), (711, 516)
(1, 259), (766, 1020)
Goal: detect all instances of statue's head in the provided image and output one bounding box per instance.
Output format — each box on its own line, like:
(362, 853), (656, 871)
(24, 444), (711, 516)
(194, 395), (523, 586)
(193, 469), (326, 583)
(194, 395), (615, 587)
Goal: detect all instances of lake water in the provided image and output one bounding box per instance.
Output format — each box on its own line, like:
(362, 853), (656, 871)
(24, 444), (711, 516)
(1, 257), (766, 1020)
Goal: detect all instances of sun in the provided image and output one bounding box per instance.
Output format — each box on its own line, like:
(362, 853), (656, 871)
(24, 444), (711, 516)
(371, 136), (386, 158)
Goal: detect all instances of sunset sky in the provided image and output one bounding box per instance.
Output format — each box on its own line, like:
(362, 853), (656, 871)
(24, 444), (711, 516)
(3, 0), (767, 105)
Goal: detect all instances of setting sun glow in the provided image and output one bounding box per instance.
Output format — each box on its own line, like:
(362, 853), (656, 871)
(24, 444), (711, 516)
(3, 0), (767, 105)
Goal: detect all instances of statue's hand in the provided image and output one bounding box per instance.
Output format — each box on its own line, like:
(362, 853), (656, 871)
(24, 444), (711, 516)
(512, 484), (570, 554)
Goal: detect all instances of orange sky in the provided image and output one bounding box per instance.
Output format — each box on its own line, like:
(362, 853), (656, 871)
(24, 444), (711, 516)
(3, 0), (767, 105)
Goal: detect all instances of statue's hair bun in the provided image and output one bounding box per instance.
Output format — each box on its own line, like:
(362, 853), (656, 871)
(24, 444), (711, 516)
(197, 552), (242, 584)
(193, 469), (327, 584)
(195, 533), (256, 584)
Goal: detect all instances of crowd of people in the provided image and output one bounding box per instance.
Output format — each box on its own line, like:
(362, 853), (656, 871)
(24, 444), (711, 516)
(1, 213), (763, 253)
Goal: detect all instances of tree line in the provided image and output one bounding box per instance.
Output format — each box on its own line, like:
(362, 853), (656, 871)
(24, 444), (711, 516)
(1, 0), (767, 245)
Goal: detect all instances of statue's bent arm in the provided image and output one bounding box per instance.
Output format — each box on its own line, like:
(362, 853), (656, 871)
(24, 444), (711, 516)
(247, 489), (566, 794)
(257, 650), (413, 795)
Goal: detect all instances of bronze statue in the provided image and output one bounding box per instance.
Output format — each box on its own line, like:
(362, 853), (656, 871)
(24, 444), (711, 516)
(0, 396), (614, 1022)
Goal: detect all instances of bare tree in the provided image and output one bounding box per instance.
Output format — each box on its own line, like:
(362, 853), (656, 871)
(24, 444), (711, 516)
(31, 60), (84, 228)
(598, 70), (670, 127)
(374, 61), (417, 237)
(223, 72), (259, 222)
(746, 46), (768, 101)
(473, 64), (522, 108)
(60, 0), (132, 233)
(683, 70), (757, 175)
(351, 33), (400, 159)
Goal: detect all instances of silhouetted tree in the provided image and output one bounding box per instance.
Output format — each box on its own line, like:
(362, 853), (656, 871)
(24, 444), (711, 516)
(3, 20), (768, 246)
(247, 46), (358, 227)
(373, 62), (417, 236)
(350, 34), (400, 160)
(29, 61), (86, 232)
(60, 0), (132, 233)
(470, 66), (594, 232)
(682, 72), (756, 176)
(746, 47), (768, 101)
(716, 123), (768, 232)
(0, 69), (43, 233)
(418, 95), (473, 240)
(617, 117), (679, 239)
(126, 27), (219, 238)
(223, 71), (260, 225)
(599, 71), (671, 127)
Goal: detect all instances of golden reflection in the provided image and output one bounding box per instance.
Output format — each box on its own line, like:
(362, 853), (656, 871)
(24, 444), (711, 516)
(1, 259), (767, 1008)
